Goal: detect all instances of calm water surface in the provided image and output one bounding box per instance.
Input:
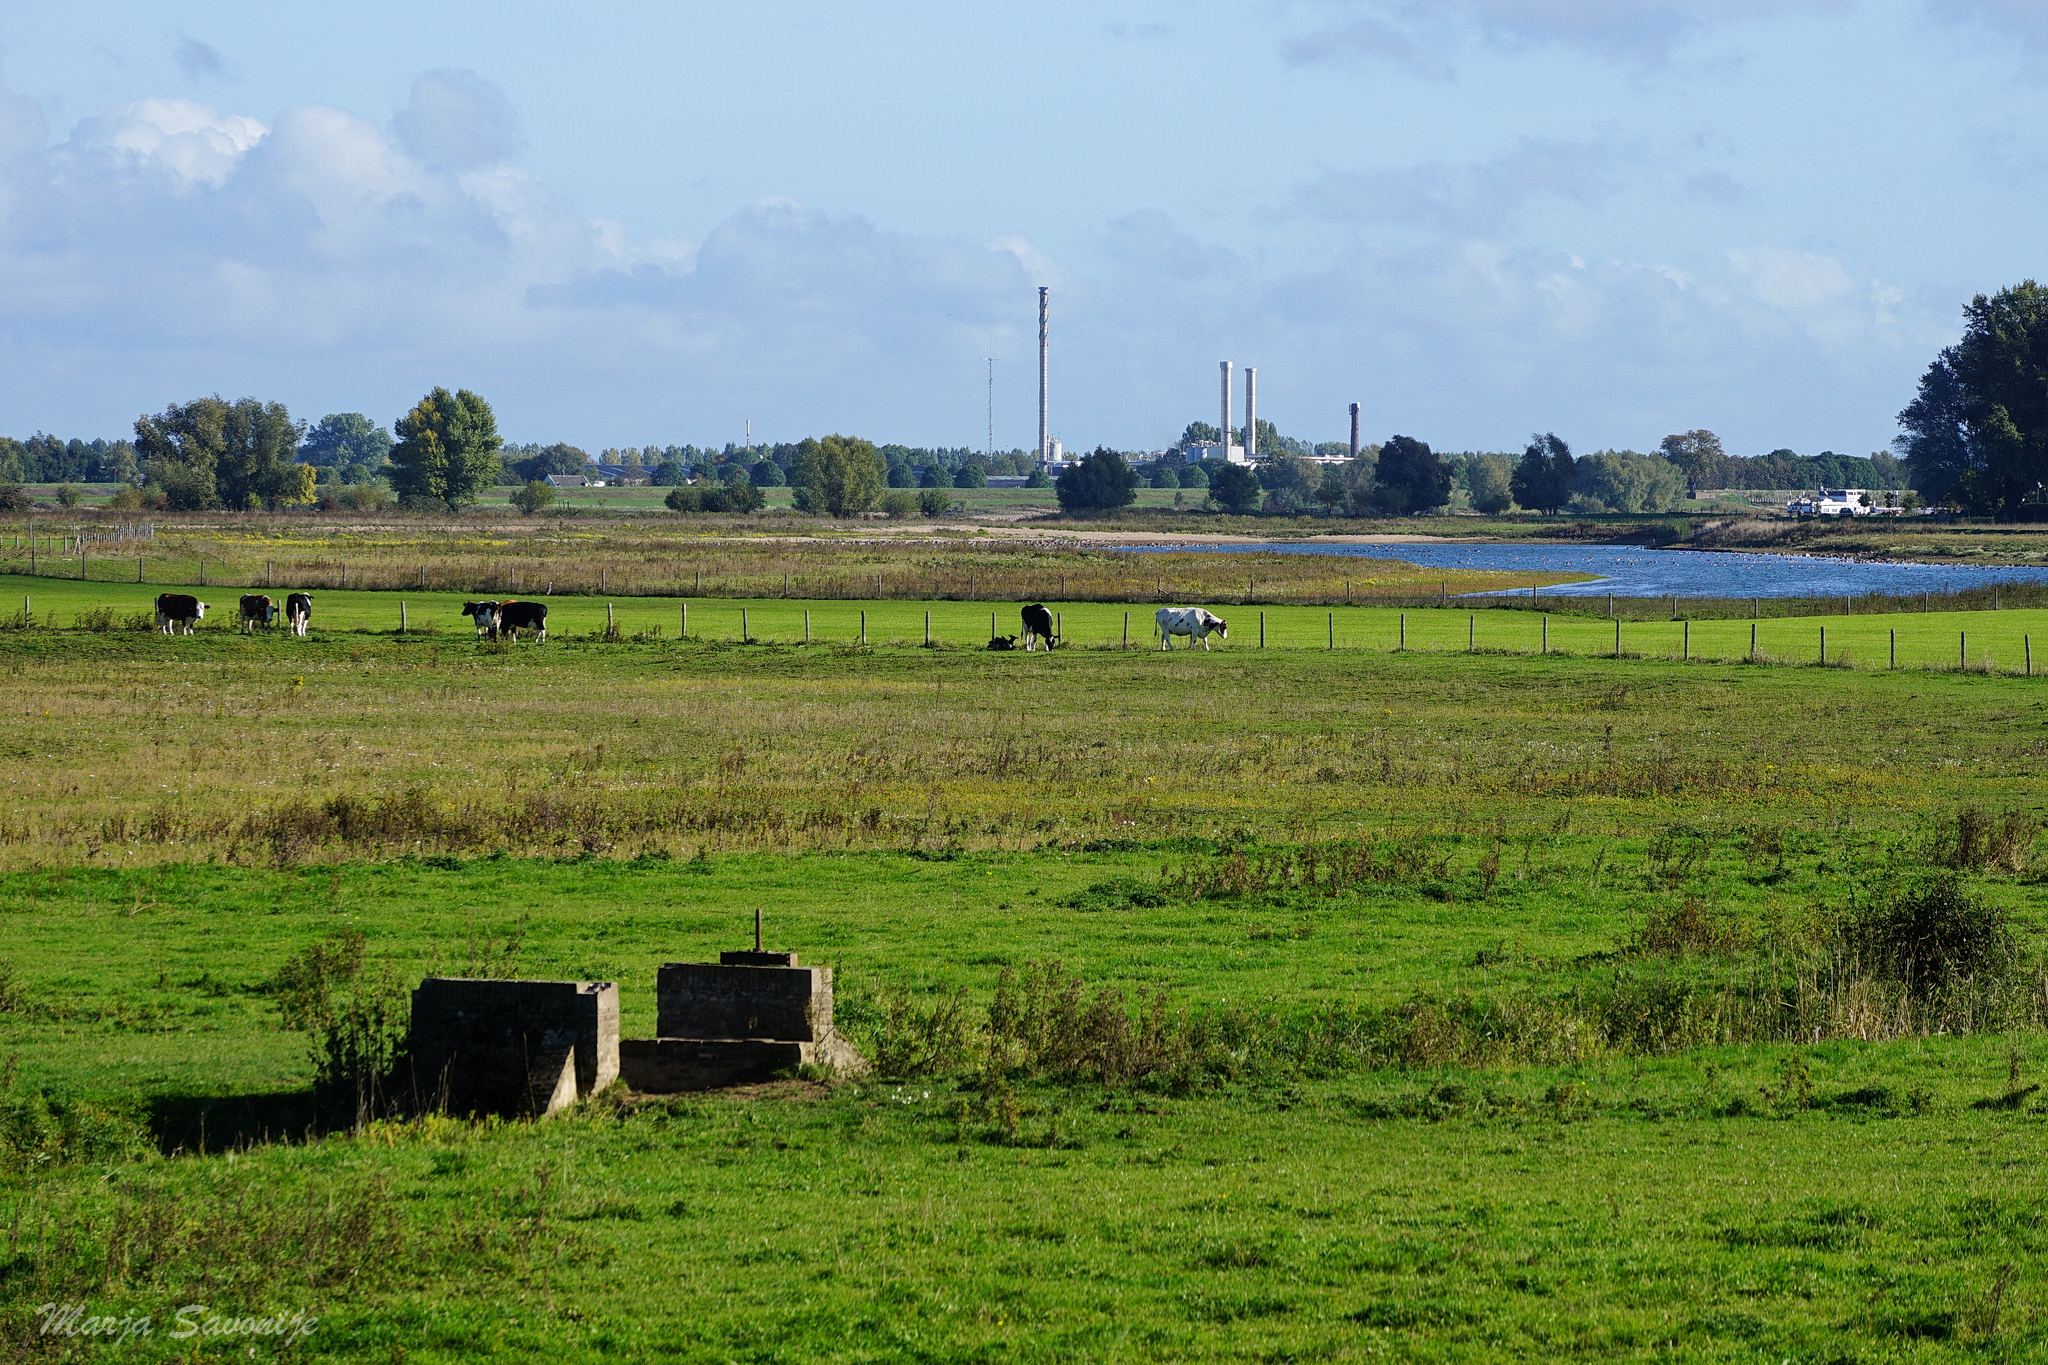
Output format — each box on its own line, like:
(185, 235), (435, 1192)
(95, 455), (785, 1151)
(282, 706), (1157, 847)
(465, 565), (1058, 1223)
(1123, 541), (2048, 598)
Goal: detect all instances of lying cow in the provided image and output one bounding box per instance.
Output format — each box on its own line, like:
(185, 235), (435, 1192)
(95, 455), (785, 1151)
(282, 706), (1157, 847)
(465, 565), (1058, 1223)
(239, 594), (276, 633)
(284, 592), (313, 637)
(154, 593), (207, 635)
(495, 600), (548, 642)
(987, 634), (1017, 651)
(1020, 603), (1056, 651)
(1157, 606), (1228, 651)
(460, 601), (501, 639)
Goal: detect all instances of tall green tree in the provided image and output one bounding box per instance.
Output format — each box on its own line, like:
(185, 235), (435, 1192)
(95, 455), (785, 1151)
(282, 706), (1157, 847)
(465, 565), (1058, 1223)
(388, 388), (503, 510)
(791, 435), (885, 517)
(1510, 433), (1574, 514)
(1208, 463), (1262, 514)
(1898, 282), (2048, 513)
(300, 413), (394, 470)
(1657, 430), (1726, 498)
(1055, 447), (1140, 512)
(1372, 435), (1452, 514)
(1465, 453), (1515, 514)
(134, 396), (303, 510)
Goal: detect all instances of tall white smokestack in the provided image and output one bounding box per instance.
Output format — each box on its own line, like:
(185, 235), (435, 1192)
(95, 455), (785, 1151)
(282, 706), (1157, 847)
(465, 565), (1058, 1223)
(1037, 288), (1049, 467)
(1219, 361), (1232, 464)
(1245, 368), (1257, 460)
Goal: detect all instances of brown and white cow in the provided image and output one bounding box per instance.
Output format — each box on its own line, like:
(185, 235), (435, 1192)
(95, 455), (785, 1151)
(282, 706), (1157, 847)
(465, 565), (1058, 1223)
(154, 593), (207, 635)
(239, 594), (275, 633)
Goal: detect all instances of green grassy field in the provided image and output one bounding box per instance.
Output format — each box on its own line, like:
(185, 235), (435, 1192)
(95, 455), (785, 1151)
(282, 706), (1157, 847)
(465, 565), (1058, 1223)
(4, 564), (2048, 1360)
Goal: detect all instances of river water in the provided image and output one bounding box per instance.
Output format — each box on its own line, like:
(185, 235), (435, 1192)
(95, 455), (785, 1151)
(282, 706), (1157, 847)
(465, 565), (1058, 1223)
(1122, 541), (2048, 598)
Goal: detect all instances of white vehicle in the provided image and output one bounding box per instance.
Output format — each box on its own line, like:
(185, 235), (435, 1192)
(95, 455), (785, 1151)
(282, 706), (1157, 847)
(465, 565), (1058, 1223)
(1787, 488), (1870, 517)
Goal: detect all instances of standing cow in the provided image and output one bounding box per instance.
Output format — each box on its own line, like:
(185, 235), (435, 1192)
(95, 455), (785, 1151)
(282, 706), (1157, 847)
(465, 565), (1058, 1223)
(1020, 603), (1057, 651)
(154, 594), (207, 635)
(494, 600), (548, 642)
(1156, 606), (1228, 651)
(284, 592), (313, 637)
(460, 601), (501, 639)
(239, 594), (276, 633)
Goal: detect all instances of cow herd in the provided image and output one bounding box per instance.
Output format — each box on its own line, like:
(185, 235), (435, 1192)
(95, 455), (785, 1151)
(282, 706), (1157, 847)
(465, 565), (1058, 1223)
(147, 593), (1226, 651)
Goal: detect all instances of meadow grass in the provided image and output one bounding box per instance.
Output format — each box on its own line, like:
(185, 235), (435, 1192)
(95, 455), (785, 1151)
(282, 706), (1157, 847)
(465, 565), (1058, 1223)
(4, 556), (2048, 1359)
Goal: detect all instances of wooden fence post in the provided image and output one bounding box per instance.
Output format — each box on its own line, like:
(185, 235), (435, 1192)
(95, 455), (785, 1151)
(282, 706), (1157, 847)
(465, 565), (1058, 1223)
(924, 610), (931, 647)
(1399, 614), (1407, 651)
(1890, 628), (1897, 669)
(1468, 614), (1475, 651)
(1259, 612), (1266, 649)
(681, 604), (688, 637)
(400, 601), (407, 634)
(1613, 618), (1621, 657)
(1542, 615), (1548, 654)
(1122, 612), (1129, 649)
(1683, 619), (1690, 661)
(1819, 624), (1826, 665)
(1960, 631), (1967, 670)
(1749, 622), (1757, 662)
(860, 610), (866, 645)
(742, 608), (749, 642)
(606, 602), (615, 636)
(806, 610), (812, 643)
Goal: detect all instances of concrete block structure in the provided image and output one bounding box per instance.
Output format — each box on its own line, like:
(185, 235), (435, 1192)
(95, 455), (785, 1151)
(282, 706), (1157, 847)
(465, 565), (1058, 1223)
(623, 950), (866, 1092)
(409, 978), (620, 1118)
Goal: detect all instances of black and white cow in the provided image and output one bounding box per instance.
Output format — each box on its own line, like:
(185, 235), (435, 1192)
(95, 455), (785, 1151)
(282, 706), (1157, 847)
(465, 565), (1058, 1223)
(495, 600), (548, 642)
(284, 592), (313, 637)
(1156, 606), (1228, 651)
(460, 601), (501, 639)
(239, 594), (275, 633)
(986, 634), (1018, 651)
(1020, 603), (1056, 652)
(154, 593), (207, 636)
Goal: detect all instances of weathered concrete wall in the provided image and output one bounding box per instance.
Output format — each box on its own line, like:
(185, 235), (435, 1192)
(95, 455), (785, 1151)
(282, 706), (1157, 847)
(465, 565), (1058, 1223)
(409, 978), (619, 1117)
(656, 962), (832, 1042)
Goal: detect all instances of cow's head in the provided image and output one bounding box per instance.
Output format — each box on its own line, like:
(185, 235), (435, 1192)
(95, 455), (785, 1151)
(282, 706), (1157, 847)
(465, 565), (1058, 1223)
(1211, 618), (1227, 638)
(193, 602), (208, 618)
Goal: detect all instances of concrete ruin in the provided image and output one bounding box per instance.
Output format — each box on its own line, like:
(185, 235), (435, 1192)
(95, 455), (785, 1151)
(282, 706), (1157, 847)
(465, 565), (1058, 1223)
(621, 950), (867, 1092)
(408, 978), (620, 1118)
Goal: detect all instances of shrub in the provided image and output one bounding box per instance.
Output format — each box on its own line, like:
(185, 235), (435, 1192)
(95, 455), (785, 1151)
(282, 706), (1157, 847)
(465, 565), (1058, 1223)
(106, 483), (148, 511)
(1842, 875), (2016, 995)
(919, 487), (952, 517)
(665, 485), (703, 513)
(953, 465), (988, 489)
(0, 484), (31, 512)
(53, 483), (82, 508)
(879, 490), (919, 518)
(510, 480), (557, 515)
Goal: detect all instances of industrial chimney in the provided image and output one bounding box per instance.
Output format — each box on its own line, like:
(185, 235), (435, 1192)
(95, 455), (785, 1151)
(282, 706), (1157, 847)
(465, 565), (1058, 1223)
(1349, 403), (1360, 461)
(1245, 368), (1257, 460)
(1219, 361), (1233, 465)
(1037, 288), (1050, 468)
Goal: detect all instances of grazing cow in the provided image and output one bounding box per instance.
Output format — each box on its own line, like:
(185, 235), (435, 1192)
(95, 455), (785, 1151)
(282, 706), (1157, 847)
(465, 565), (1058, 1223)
(460, 601), (501, 639)
(986, 634), (1017, 651)
(239, 594), (275, 633)
(284, 592), (313, 637)
(1156, 606), (1229, 651)
(154, 593), (206, 636)
(495, 600), (548, 642)
(1020, 603), (1056, 651)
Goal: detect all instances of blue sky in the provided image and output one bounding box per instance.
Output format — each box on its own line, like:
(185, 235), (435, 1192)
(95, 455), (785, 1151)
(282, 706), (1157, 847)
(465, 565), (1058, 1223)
(1, 1), (2042, 455)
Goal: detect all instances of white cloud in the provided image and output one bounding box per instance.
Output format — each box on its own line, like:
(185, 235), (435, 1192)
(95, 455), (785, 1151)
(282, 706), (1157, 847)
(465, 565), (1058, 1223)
(1293, 137), (1632, 233)
(1287, 0), (1841, 68)
(63, 98), (265, 189)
